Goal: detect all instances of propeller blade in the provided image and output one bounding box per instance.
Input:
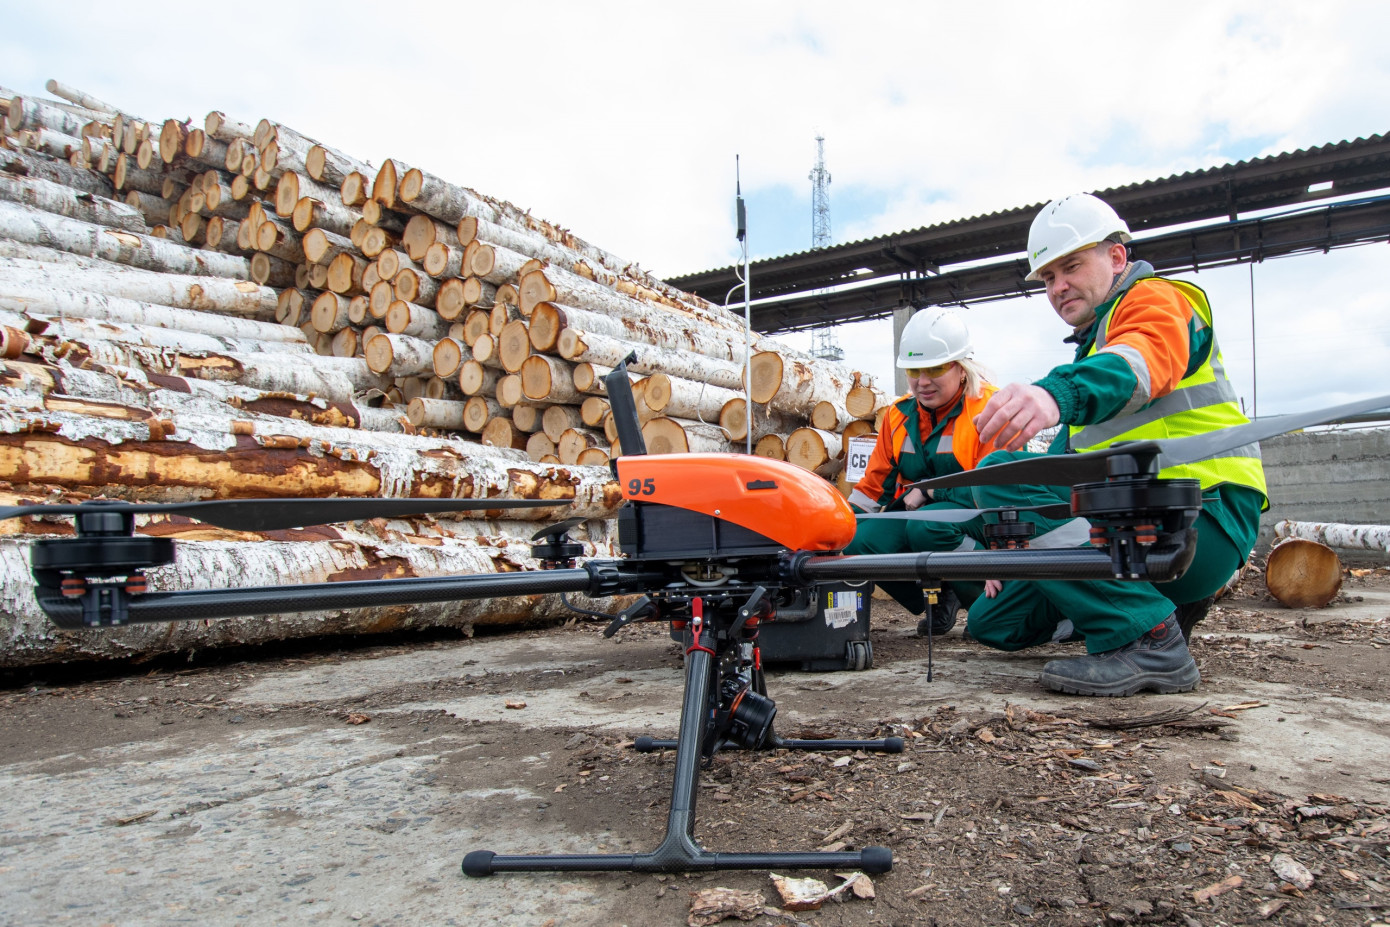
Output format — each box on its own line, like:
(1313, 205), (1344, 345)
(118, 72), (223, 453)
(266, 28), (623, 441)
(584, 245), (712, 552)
(1159, 392), (1390, 468)
(857, 502), (1073, 523)
(905, 442), (1161, 494)
(907, 391), (1390, 495)
(0, 497), (568, 531)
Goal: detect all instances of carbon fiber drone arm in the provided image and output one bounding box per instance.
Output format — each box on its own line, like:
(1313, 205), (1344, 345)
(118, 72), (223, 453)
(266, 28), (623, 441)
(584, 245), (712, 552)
(787, 527), (1197, 586)
(35, 560), (663, 630)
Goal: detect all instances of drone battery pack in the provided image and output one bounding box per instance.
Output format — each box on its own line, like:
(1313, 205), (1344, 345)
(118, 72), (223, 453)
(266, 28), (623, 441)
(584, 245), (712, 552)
(757, 582), (873, 672)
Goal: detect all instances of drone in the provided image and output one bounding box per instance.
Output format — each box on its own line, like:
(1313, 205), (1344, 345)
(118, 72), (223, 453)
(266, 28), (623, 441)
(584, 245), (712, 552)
(11, 356), (1389, 879)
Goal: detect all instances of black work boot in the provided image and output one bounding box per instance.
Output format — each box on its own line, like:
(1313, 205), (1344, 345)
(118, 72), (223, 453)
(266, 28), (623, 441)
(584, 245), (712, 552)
(1175, 595), (1215, 639)
(1038, 614), (1199, 697)
(916, 587), (960, 637)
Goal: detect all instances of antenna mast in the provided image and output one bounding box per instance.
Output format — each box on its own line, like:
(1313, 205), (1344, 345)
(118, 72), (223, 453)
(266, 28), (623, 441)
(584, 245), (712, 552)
(808, 135), (843, 361)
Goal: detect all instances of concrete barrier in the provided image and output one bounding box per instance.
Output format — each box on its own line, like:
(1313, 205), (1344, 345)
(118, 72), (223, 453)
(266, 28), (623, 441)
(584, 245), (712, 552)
(1258, 426), (1390, 555)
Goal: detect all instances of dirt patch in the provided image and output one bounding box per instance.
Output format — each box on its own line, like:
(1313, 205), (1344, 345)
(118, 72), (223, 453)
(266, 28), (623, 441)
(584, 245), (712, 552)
(2, 564), (1389, 926)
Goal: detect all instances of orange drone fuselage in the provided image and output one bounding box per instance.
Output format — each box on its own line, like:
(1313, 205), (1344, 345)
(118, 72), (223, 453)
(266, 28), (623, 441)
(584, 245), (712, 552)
(613, 454), (857, 552)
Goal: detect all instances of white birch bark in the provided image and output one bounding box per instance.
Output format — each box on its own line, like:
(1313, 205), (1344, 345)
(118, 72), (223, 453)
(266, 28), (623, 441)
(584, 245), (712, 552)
(0, 200), (253, 281)
(557, 327), (746, 390)
(1, 147), (114, 196)
(0, 256), (277, 317)
(385, 300), (448, 340)
(364, 332), (436, 377)
(750, 350), (857, 417)
(1274, 520), (1390, 553)
(306, 143), (372, 186)
(520, 354), (583, 403)
(0, 283), (299, 343)
(44, 80), (119, 115)
(7, 97), (89, 137)
(641, 417), (733, 455)
(0, 173), (145, 232)
(204, 111), (255, 142)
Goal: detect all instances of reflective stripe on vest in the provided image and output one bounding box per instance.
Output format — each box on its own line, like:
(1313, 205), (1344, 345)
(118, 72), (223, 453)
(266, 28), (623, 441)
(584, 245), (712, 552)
(1069, 278), (1267, 495)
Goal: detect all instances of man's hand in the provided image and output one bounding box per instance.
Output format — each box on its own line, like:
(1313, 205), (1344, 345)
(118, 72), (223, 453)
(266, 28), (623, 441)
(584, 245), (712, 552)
(974, 383), (1061, 451)
(983, 579), (1003, 599)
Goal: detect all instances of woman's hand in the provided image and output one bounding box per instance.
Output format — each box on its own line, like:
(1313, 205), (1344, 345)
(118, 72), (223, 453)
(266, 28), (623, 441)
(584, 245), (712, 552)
(901, 488), (926, 510)
(983, 579), (1003, 599)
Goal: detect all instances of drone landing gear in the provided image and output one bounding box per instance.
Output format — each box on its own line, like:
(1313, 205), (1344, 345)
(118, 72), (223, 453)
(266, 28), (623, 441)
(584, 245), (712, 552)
(463, 596), (901, 877)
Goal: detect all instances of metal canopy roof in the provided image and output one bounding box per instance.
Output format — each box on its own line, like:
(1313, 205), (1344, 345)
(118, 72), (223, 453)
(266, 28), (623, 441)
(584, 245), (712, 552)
(668, 133), (1390, 310)
(747, 195), (1390, 333)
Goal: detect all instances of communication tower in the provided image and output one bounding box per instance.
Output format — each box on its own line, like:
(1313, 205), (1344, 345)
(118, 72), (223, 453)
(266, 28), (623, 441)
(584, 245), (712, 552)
(808, 135), (843, 361)
(810, 134), (832, 249)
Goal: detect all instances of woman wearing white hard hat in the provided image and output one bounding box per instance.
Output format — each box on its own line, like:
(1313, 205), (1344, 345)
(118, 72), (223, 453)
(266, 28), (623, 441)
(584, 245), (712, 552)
(844, 307), (1002, 636)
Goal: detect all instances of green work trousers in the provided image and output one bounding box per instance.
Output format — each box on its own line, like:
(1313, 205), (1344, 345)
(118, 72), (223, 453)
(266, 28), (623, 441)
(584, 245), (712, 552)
(845, 501), (986, 615)
(962, 452), (1248, 654)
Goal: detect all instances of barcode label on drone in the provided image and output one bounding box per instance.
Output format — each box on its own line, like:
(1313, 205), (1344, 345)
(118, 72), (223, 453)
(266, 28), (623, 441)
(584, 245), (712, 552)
(844, 436), (875, 484)
(824, 591), (860, 629)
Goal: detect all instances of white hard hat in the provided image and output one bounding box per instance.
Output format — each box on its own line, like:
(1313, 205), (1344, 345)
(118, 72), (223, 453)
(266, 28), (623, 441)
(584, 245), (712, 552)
(896, 307), (973, 369)
(1025, 193), (1132, 281)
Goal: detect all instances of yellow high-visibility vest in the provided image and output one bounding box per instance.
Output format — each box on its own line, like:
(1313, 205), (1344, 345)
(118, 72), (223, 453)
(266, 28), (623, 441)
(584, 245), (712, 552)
(1068, 278), (1268, 498)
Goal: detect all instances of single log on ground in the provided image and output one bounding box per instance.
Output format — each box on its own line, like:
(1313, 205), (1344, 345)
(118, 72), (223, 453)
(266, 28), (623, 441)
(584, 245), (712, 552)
(1265, 538), (1343, 608)
(1274, 519), (1390, 554)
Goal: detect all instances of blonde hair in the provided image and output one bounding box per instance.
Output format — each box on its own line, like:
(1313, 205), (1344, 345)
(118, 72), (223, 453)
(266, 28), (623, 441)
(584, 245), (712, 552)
(957, 356), (994, 399)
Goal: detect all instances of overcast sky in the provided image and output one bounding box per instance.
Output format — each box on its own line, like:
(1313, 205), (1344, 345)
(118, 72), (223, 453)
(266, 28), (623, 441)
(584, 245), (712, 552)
(5, 1), (1388, 417)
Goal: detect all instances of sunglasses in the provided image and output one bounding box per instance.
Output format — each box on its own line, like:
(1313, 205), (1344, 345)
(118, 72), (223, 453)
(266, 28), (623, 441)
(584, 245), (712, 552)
(904, 363), (955, 379)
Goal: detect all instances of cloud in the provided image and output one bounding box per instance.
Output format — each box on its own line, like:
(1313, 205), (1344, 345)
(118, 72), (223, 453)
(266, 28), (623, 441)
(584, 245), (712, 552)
(2, 1), (1386, 415)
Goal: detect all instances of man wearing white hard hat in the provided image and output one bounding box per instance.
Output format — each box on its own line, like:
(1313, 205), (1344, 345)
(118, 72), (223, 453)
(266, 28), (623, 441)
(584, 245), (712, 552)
(844, 307), (1002, 636)
(962, 193), (1267, 696)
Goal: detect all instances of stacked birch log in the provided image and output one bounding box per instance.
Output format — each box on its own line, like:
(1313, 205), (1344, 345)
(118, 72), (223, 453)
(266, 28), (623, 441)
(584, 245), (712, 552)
(0, 79), (890, 666)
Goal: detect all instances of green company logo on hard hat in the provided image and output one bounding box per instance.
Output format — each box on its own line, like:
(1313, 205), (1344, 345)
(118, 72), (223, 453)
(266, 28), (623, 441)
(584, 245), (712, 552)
(1032, 245), (1048, 261)
(906, 350), (924, 357)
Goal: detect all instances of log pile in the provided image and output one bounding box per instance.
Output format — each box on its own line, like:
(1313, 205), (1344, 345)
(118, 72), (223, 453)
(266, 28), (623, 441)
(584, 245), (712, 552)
(0, 79), (891, 665)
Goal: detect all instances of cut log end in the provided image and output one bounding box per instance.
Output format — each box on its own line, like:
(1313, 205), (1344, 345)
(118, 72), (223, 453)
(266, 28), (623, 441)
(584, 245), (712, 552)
(1266, 539), (1343, 609)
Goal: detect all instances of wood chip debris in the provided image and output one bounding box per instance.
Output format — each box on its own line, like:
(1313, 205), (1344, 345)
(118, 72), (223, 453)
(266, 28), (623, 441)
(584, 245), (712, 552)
(344, 712), (370, 724)
(1194, 874), (1243, 904)
(686, 887), (764, 926)
(1271, 853), (1315, 890)
(769, 872), (871, 911)
(504, 700), (526, 710)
